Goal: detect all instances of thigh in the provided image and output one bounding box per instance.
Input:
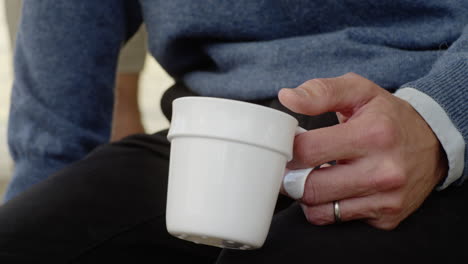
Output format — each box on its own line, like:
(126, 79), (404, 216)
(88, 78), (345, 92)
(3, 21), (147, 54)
(218, 184), (468, 263)
(0, 132), (220, 263)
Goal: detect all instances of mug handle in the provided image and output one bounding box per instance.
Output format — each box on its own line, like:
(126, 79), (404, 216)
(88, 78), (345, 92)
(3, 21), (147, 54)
(282, 127), (314, 200)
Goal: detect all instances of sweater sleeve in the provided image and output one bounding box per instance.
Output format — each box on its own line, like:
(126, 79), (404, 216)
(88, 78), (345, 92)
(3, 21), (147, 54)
(397, 24), (468, 187)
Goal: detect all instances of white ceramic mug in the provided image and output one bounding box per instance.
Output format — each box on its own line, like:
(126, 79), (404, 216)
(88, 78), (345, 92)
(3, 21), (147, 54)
(166, 97), (311, 250)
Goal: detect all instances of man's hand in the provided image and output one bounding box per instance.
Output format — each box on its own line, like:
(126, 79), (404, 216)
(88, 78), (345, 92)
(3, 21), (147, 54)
(278, 73), (448, 230)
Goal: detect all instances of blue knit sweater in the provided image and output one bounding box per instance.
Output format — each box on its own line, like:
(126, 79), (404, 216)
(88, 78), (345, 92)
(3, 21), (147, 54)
(5, 0), (467, 200)
(143, 0), (467, 180)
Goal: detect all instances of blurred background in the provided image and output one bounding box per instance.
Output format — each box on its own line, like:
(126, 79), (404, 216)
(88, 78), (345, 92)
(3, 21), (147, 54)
(0, 3), (173, 201)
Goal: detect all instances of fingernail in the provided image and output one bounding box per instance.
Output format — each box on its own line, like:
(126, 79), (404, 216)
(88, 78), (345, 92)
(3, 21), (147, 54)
(291, 87), (309, 98)
(282, 87), (309, 98)
(282, 168), (313, 200)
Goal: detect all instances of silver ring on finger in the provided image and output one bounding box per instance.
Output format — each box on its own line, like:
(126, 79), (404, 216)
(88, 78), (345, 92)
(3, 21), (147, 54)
(333, 201), (342, 224)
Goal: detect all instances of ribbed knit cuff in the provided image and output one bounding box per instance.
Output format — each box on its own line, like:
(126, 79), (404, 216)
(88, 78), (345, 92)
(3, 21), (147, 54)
(404, 60), (468, 137)
(395, 88), (465, 190)
(402, 59), (468, 186)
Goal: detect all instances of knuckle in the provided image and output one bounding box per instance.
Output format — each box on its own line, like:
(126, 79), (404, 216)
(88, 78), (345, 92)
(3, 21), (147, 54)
(343, 72), (361, 79)
(372, 220), (400, 231)
(366, 115), (399, 149)
(306, 208), (332, 225)
(372, 167), (407, 191)
(380, 198), (405, 216)
(303, 78), (333, 98)
(343, 72), (377, 92)
(387, 168), (407, 189)
(302, 180), (319, 205)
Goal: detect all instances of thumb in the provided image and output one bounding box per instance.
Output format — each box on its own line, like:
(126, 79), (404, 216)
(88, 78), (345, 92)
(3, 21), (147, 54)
(278, 73), (380, 116)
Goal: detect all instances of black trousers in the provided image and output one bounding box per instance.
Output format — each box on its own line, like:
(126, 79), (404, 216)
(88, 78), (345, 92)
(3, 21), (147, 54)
(1, 132), (468, 263)
(1, 85), (467, 263)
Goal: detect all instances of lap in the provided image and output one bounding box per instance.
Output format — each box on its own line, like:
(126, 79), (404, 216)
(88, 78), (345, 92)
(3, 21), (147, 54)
(220, 183), (468, 263)
(1, 132), (467, 263)
(0, 132), (219, 263)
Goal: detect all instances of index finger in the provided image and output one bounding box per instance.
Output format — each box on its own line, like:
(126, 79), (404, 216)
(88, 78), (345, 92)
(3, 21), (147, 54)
(278, 73), (381, 116)
(288, 120), (367, 169)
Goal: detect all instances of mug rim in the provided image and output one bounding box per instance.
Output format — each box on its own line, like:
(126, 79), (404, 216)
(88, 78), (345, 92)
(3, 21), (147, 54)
(174, 96), (298, 123)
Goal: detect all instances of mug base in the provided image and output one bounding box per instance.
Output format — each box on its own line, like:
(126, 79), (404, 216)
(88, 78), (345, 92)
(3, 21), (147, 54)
(171, 232), (258, 250)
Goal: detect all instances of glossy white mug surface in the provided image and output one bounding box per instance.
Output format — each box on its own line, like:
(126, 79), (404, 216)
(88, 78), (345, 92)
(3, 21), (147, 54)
(166, 97), (311, 250)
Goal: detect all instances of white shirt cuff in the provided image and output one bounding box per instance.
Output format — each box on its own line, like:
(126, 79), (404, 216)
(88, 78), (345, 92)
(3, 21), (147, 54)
(394, 87), (465, 190)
